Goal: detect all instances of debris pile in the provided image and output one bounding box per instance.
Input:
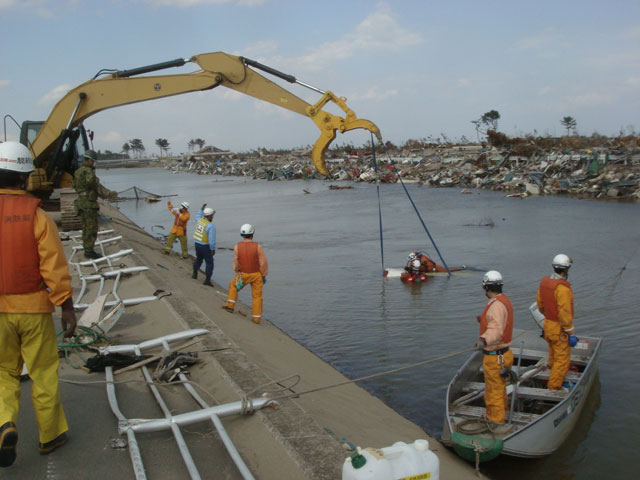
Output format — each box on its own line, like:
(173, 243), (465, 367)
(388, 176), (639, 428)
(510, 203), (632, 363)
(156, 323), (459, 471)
(165, 145), (640, 201)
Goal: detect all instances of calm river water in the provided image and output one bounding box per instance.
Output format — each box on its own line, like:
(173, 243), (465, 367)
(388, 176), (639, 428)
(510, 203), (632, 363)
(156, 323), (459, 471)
(100, 167), (639, 479)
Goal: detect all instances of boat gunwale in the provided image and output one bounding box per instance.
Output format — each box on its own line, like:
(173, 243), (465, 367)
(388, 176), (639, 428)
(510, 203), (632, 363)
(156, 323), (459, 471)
(444, 329), (602, 457)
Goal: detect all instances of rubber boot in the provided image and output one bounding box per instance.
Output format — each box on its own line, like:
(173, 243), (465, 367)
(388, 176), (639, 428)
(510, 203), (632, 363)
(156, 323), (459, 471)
(203, 278), (213, 287)
(192, 270), (198, 279)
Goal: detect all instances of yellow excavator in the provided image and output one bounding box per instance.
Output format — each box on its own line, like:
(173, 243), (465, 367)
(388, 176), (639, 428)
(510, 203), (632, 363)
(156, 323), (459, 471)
(16, 51), (382, 197)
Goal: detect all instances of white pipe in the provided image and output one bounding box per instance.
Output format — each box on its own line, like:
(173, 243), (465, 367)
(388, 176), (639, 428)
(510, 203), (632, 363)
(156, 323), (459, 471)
(79, 267), (149, 282)
(74, 296), (158, 311)
(134, 346), (202, 480)
(105, 367), (147, 480)
(126, 398), (273, 433)
(72, 236), (123, 251)
(101, 330), (209, 354)
(72, 249), (133, 267)
(179, 373), (256, 480)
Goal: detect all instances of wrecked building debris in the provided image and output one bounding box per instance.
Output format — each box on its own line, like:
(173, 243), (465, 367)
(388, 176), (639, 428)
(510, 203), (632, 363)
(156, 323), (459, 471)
(163, 145), (640, 201)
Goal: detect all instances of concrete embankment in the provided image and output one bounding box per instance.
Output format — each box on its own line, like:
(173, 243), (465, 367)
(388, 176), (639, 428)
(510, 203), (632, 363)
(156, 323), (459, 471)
(8, 202), (483, 479)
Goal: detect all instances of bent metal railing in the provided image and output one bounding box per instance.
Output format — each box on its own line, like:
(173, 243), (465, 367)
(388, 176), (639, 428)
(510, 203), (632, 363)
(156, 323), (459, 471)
(102, 330), (275, 480)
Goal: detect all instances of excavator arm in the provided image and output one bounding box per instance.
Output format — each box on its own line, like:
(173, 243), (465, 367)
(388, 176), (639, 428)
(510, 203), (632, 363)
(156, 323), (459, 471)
(30, 51), (382, 178)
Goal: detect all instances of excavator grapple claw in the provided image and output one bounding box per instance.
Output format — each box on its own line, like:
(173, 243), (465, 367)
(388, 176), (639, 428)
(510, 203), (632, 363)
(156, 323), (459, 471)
(311, 118), (382, 176)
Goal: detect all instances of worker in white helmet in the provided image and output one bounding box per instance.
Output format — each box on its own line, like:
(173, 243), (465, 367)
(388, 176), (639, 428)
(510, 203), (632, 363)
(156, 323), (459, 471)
(537, 254), (577, 390)
(406, 250), (463, 275)
(474, 270), (514, 425)
(163, 200), (190, 258)
(192, 203), (216, 286)
(401, 258), (427, 283)
(222, 224), (268, 324)
(0, 142), (76, 466)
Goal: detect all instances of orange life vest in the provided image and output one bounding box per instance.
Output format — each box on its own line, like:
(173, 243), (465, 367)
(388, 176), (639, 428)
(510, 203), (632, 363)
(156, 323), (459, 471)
(420, 255), (437, 272)
(237, 241), (260, 273)
(0, 194), (43, 294)
(173, 212), (188, 230)
(538, 276), (573, 321)
(479, 294), (514, 344)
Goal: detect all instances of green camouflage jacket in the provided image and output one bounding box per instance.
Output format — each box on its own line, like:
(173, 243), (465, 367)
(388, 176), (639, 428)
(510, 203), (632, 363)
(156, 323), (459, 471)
(73, 162), (99, 209)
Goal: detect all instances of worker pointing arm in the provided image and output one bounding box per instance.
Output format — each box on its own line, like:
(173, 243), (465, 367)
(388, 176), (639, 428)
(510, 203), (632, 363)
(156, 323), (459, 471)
(163, 201), (190, 258)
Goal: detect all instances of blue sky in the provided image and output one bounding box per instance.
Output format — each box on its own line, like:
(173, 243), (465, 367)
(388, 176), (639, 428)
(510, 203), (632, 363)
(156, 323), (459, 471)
(1, 0), (639, 155)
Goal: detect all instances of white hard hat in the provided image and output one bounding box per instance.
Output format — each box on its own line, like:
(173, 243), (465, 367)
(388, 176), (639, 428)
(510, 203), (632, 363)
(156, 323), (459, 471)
(180, 202), (190, 210)
(0, 141), (34, 174)
(411, 259), (421, 269)
(482, 270), (503, 286)
(552, 254), (572, 270)
(203, 207), (214, 217)
(240, 223), (255, 236)
(408, 252), (417, 261)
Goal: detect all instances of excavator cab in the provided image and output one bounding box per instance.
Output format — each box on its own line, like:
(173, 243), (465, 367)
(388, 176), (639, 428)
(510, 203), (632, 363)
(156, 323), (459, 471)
(22, 120), (87, 197)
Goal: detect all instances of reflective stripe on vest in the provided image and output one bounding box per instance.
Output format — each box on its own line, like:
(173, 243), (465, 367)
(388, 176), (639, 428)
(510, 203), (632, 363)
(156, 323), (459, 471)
(193, 217), (210, 243)
(539, 276), (573, 321)
(237, 241), (260, 273)
(479, 294), (514, 344)
(0, 195), (43, 294)
(174, 212), (188, 230)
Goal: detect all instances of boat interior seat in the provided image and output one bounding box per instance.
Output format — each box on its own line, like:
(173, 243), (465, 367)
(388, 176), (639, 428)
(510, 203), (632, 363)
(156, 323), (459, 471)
(533, 370), (581, 383)
(517, 348), (588, 366)
(461, 382), (569, 401)
(450, 404), (541, 424)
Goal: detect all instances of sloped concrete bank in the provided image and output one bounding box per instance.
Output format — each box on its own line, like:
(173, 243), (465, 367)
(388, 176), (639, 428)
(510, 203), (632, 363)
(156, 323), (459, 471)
(7, 202), (481, 480)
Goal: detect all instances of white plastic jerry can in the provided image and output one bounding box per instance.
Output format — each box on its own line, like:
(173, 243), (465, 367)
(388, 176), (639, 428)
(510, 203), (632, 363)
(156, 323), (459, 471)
(342, 439), (439, 480)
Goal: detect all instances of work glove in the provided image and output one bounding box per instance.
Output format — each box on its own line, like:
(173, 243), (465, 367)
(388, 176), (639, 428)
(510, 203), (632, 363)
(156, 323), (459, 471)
(568, 334), (578, 347)
(473, 338), (486, 350)
(262, 276), (267, 284)
(211, 250), (215, 256)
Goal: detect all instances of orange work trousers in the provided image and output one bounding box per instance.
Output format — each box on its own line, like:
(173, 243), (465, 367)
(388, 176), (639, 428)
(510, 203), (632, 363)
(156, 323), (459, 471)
(0, 313), (69, 444)
(483, 349), (514, 423)
(544, 319), (571, 389)
(225, 272), (264, 324)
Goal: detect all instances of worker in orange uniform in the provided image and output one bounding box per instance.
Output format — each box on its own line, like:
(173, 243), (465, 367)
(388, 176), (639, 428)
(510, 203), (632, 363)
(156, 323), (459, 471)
(401, 258), (427, 283)
(537, 254), (577, 390)
(474, 270), (514, 426)
(0, 142), (77, 467)
(409, 251), (463, 273)
(163, 201), (190, 258)
(222, 224), (268, 324)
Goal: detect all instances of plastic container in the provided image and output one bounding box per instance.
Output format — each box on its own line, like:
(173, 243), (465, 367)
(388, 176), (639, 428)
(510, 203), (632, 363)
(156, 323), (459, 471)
(342, 439), (439, 480)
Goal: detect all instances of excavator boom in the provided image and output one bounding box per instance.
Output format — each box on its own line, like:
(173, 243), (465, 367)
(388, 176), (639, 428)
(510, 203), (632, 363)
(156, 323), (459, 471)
(30, 51), (382, 179)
